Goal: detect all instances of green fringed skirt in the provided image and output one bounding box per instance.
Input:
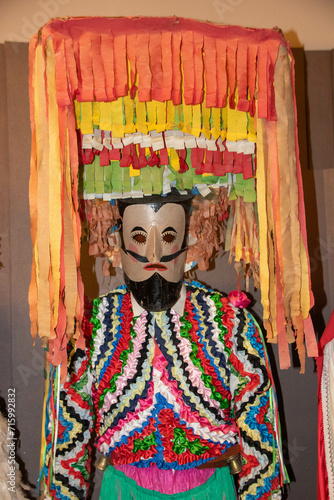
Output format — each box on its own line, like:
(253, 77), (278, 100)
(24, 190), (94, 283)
(99, 466), (237, 500)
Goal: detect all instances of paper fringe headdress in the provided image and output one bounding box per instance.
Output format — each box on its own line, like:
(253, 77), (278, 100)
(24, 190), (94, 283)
(28, 16), (318, 379)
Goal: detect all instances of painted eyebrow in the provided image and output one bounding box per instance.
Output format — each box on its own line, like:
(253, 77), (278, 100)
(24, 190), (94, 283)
(162, 226), (177, 233)
(131, 226), (147, 233)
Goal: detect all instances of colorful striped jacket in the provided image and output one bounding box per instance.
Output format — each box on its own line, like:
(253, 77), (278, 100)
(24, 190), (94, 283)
(40, 281), (283, 499)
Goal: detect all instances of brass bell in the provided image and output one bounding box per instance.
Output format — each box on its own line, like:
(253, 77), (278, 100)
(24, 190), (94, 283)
(225, 453), (243, 475)
(95, 455), (109, 471)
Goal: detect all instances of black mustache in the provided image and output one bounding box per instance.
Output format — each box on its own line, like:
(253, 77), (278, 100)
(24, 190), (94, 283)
(161, 247), (188, 262)
(124, 247), (187, 263)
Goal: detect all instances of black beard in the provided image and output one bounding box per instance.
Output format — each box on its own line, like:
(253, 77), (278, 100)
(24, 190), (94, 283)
(124, 273), (183, 312)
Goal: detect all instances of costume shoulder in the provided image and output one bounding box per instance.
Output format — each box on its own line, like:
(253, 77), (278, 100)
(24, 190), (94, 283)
(89, 285), (132, 369)
(185, 280), (249, 321)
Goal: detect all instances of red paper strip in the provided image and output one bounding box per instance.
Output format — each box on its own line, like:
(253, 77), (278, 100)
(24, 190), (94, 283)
(101, 33), (116, 101)
(147, 148), (159, 167)
(150, 32), (163, 102)
(127, 33), (137, 98)
(191, 148), (199, 171)
(213, 150), (224, 176)
(132, 144), (140, 169)
(99, 147), (110, 166)
(248, 44), (258, 117)
(120, 145), (132, 167)
(257, 44), (268, 118)
(236, 42), (249, 112)
(213, 165), (226, 177)
(227, 41), (237, 110)
(193, 32), (204, 104)
(216, 38), (227, 108)
(242, 155), (253, 179)
(223, 150), (234, 173)
(138, 145), (147, 168)
(194, 148), (205, 175)
(64, 37), (78, 100)
(53, 37), (71, 106)
(233, 153), (243, 174)
(91, 33), (107, 101)
(77, 32), (94, 102)
(109, 148), (121, 161)
(159, 147), (169, 166)
(178, 149), (188, 173)
(203, 150), (214, 173)
(267, 49), (277, 120)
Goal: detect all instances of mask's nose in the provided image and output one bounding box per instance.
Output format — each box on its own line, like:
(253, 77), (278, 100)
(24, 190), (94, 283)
(145, 226), (163, 263)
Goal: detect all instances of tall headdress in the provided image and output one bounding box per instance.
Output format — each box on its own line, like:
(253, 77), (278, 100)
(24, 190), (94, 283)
(28, 17), (318, 379)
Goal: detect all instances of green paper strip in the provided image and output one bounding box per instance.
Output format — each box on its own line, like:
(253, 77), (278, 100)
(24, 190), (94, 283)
(243, 178), (256, 203)
(104, 163), (113, 193)
(133, 171), (143, 191)
(151, 166), (163, 194)
(95, 156), (105, 194)
(122, 167), (132, 193)
(182, 151), (194, 190)
(84, 161), (95, 194)
(175, 171), (184, 191)
(200, 175), (220, 185)
(111, 161), (122, 193)
(141, 166), (152, 195)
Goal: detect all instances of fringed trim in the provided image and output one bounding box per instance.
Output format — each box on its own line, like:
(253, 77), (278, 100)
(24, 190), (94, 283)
(255, 46), (317, 371)
(40, 17), (284, 120)
(29, 37), (84, 381)
(100, 465), (236, 500)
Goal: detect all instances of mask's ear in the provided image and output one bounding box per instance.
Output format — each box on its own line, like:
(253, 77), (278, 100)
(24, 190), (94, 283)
(107, 230), (121, 250)
(105, 230), (122, 268)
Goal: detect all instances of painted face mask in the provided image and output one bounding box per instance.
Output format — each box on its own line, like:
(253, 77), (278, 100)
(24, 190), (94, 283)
(120, 202), (188, 311)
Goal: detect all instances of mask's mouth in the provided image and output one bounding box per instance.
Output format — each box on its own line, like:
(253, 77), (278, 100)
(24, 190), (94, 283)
(143, 263), (168, 271)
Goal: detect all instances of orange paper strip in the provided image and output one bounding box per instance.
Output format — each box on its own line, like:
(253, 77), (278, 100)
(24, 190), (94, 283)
(114, 34), (128, 97)
(182, 31), (195, 105)
(204, 35), (217, 108)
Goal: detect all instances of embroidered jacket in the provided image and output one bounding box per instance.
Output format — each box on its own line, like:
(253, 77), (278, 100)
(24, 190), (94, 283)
(40, 282), (283, 499)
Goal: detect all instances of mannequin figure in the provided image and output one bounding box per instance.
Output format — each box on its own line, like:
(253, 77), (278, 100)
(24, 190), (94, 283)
(39, 192), (284, 500)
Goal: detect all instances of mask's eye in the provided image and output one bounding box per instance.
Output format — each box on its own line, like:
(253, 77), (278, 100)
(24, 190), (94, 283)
(132, 232), (147, 244)
(162, 228), (177, 244)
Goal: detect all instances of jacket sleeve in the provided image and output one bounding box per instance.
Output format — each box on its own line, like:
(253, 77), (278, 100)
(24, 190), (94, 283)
(223, 302), (285, 500)
(39, 337), (94, 500)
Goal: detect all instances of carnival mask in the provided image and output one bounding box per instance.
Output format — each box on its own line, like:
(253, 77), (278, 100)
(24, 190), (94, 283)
(119, 201), (190, 312)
